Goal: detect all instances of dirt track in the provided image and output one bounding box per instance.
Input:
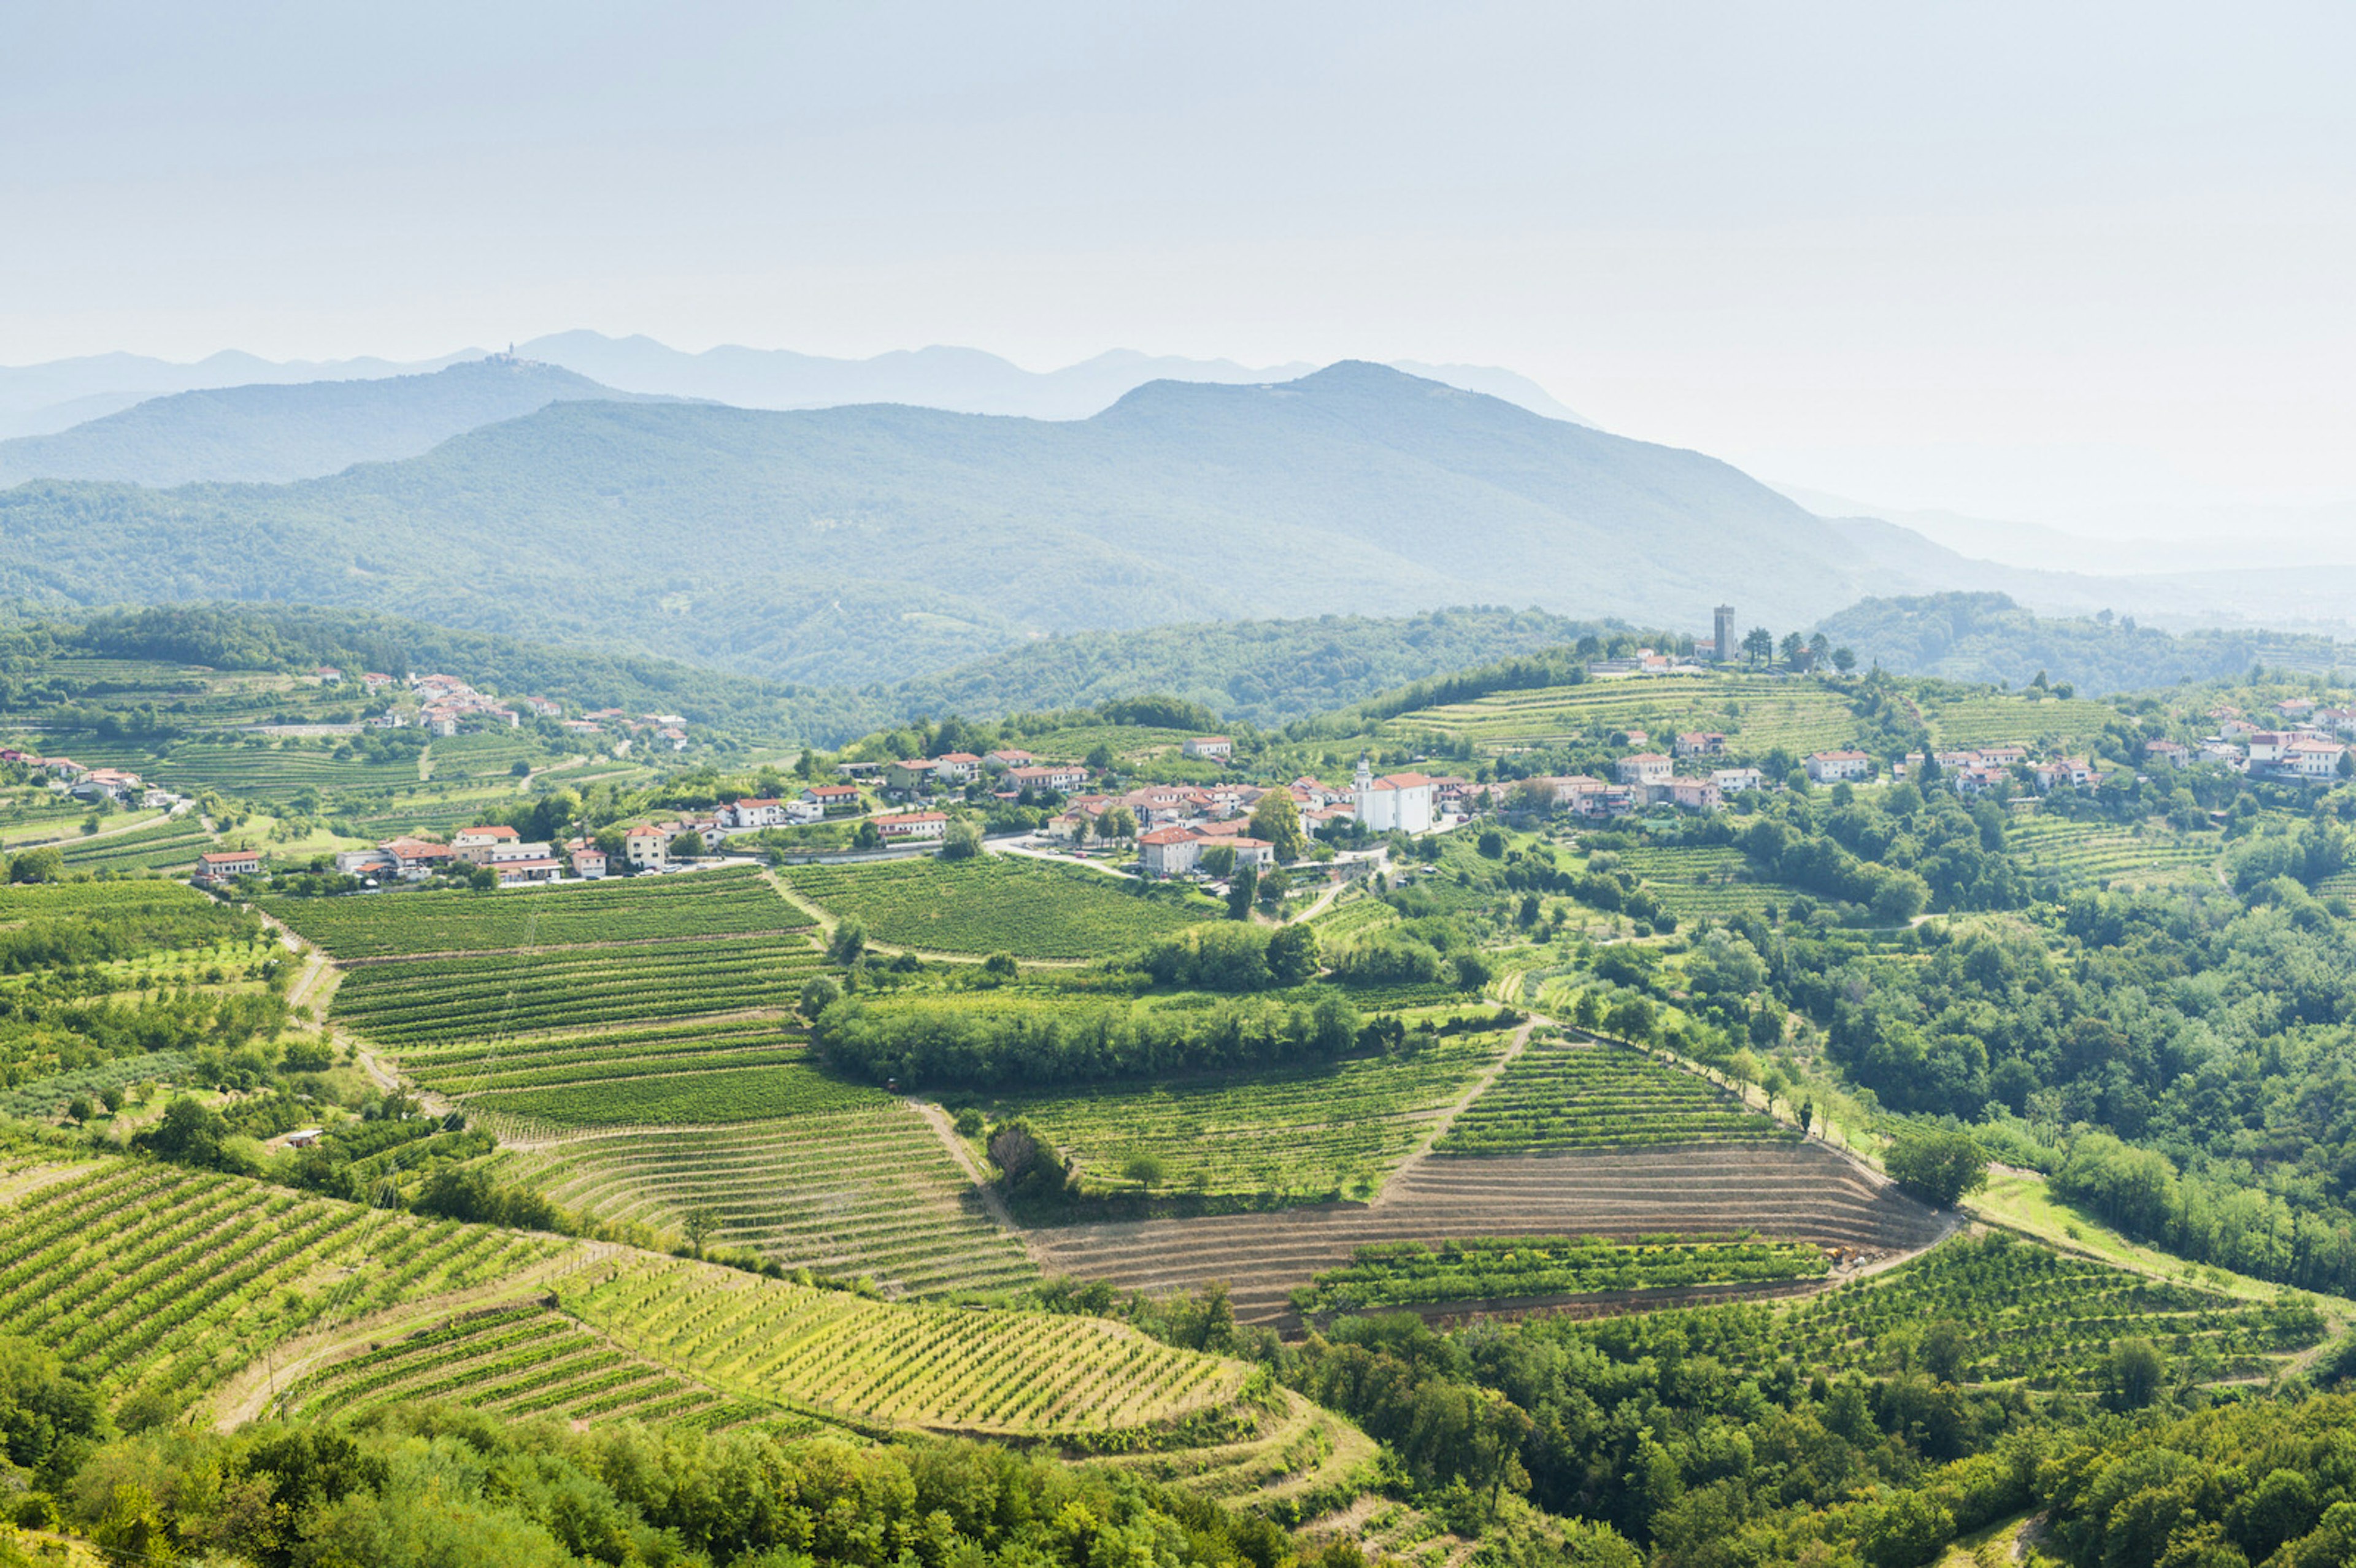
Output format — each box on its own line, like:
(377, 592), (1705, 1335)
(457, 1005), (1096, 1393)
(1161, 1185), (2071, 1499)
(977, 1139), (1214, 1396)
(1026, 1140), (1957, 1328)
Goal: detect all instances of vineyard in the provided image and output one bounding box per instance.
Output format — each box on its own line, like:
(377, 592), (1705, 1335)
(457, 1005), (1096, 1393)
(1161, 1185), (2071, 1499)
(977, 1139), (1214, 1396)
(0, 1052), (197, 1120)
(1436, 1039), (1795, 1153)
(2003, 816), (2219, 891)
(564, 1252), (1250, 1439)
(502, 1107), (1037, 1296)
(1390, 677), (1857, 755)
(1613, 844), (1801, 920)
(991, 1031), (1512, 1201)
(475, 1061), (880, 1127)
(57, 813), (216, 872)
(328, 932), (828, 1043)
(1295, 1233), (1830, 1314)
(1764, 1234), (2324, 1390)
(784, 855), (1217, 959)
(277, 1299), (748, 1429)
(269, 865), (811, 958)
(149, 744), (407, 799)
(0, 1158), (564, 1401)
(1921, 694), (2123, 752)
(425, 731), (555, 779)
(398, 1017), (815, 1095)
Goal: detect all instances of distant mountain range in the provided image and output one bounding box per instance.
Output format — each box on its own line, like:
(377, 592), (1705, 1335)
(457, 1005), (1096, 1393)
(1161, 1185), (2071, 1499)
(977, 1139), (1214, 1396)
(0, 358), (659, 488)
(0, 363), (1882, 685)
(0, 332), (1588, 446)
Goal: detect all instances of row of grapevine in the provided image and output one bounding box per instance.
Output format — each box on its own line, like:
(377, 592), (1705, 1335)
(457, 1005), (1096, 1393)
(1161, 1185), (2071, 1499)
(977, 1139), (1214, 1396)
(269, 866), (810, 958)
(1437, 1040), (1794, 1153)
(783, 856), (1215, 959)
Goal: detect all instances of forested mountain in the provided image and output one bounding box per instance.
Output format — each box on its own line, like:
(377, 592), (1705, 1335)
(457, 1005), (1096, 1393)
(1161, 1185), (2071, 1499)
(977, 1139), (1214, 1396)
(1817, 593), (2354, 693)
(0, 363), (1895, 685)
(0, 358), (656, 486)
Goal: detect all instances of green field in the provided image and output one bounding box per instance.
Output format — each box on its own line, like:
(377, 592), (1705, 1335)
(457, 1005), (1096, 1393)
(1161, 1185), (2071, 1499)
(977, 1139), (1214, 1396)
(506, 1107), (1038, 1297)
(2003, 816), (2220, 891)
(329, 932), (828, 1043)
(270, 865), (809, 957)
(1391, 676), (1857, 756)
(473, 1061), (879, 1126)
(398, 1017), (810, 1094)
(1297, 1233), (1830, 1314)
(1438, 1039), (1793, 1153)
(992, 1031), (1512, 1201)
(0, 1159), (561, 1401)
(57, 813), (215, 872)
(784, 855), (1217, 959)
(426, 730), (558, 779)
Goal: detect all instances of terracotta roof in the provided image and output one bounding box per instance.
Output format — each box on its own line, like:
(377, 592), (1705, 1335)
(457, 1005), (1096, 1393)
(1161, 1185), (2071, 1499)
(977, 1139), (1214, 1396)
(1138, 826), (1199, 845)
(198, 851), (259, 864)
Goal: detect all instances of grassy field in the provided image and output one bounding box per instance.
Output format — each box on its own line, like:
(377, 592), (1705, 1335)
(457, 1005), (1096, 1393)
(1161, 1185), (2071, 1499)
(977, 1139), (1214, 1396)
(1390, 676), (1857, 756)
(990, 1029), (1514, 1201)
(783, 855), (1218, 958)
(2003, 816), (2220, 891)
(1438, 1039), (1795, 1153)
(269, 865), (810, 957)
(503, 1106), (1038, 1297)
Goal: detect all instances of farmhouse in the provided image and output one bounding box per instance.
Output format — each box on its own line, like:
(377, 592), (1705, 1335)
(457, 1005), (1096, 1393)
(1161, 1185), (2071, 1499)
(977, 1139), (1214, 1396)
(2282, 739), (2348, 779)
(193, 849), (263, 883)
(563, 839), (608, 878)
(1805, 750), (1872, 783)
(933, 752), (983, 783)
(1007, 763), (1090, 794)
(379, 837), (456, 880)
(1182, 736), (1233, 761)
(1228, 836), (1277, 871)
(451, 824), (521, 865)
(2032, 758), (2101, 793)
(1674, 732), (1727, 758)
(876, 811), (949, 842)
(801, 783), (863, 812)
(1665, 778), (1724, 813)
(720, 798), (788, 829)
(1710, 766), (1765, 794)
(2143, 740), (2193, 766)
(886, 759), (937, 794)
(983, 749), (1038, 770)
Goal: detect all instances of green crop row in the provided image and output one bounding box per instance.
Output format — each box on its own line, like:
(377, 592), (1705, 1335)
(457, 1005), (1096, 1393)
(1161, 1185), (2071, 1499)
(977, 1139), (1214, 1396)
(1299, 1233), (1829, 1313)
(1439, 1041), (1791, 1153)
(269, 866), (810, 958)
(784, 856), (1215, 959)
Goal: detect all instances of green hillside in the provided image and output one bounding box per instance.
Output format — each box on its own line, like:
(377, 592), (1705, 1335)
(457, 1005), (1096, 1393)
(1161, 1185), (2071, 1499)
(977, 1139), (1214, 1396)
(0, 363), (1892, 686)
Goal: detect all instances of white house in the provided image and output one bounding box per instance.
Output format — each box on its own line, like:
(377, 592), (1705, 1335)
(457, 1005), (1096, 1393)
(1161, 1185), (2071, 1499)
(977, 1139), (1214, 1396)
(801, 784), (863, 812)
(563, 839), (608, 879)
(1710, 767), (1765, 794)
(722, 797), (788, 829)
(877, 811), (949, 842)
(1805, 750), (1872, 783)
(2284, 739), (2347, 779)
(1008, 763), (1090, 793)
(1138, 826), (1203, 877)
(1182, 737), (1233, 762)
(1353, 755), (1436, 834)
(194, 850), (263, 883)
(1615, 753), (1674, 788)
(451, 824), (520, 865)
(623, 824), (671, 869)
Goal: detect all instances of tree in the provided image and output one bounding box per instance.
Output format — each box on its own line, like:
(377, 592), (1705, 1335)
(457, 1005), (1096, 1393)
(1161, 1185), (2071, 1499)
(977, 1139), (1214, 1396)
(1085, 742), (1116, 772)
(1884, 1127), (1989, 1207)
(1099, 805), (1138, 844)
(1122, 1151), (1166, 1191)
(941, 818), (983, 859)
(1247, 790), (1309, 863)
(9, 847), (61, 885)
(2103, 1335), (2167, 1410)
(65, 1096), (94, 1124)
(852, 819), (883, 850)
(1226, 864), (1259, 920)
(666, 829), (698, 862)
(682, 1205), (718, 1258)
(1742, 626), (1774, 668)
(1779, 631), (1807, 671)
(826, 918), (868, 966)
(981, 951), (1018, 982)
(1808, 631), (1831, 669)
(1068, 814), (1091, 849)
(1833, 645), (1857, 673)
(1266, 922), (1320, 985)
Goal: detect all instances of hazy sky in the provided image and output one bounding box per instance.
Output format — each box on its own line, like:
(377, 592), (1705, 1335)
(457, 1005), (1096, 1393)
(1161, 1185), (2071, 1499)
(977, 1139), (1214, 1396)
(4, 2), (2349, 534)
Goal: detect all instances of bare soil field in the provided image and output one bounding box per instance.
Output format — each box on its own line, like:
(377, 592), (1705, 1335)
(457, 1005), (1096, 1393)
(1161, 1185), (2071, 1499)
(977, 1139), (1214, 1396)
(1026, 1140), (1955, 1328)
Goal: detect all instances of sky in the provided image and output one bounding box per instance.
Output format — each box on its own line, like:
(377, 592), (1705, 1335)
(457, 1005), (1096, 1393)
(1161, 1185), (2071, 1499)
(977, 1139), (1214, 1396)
(2, 1), (2350, 539)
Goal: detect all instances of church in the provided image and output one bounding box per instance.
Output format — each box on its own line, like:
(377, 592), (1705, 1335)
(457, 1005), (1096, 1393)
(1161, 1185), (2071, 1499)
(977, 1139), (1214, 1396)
(1353, 753), (1437, 834)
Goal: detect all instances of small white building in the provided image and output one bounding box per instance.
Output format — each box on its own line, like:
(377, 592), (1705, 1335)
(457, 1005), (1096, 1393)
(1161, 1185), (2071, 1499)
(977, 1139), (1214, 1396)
(1615, 753), (1674, 788)
(1805, 750), (1873, 783)
(1182, 737), (1233, 762)
(194, 849), (263, 883)
(1138, 826), (1203, 877)
(877, 811), (949, 842)
(1710, 767), (1765, 794)
(623, 824), (671, 869)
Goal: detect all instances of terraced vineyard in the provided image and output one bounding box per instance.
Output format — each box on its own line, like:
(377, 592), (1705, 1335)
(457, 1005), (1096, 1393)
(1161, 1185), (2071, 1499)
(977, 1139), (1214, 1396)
(785, 855), (1217, 958)
(329, 932), (827, 1043)
(426, 731), (555, 778)
(58, 817), (216, 873)
(398, 1017), (813, 1096)
(1296, 1234), (1830, 1314)
(995, 1031), (1514, 1201)
(477, 1061), (882, 1128)
(0, 1158), (563, 1400)
(1030, 1142), (1949, 1326)
(278, 1299), (747, 1429)
(1780, 1234), (2325, 1389)
(1614, 844), (1801, 919)
(1392, 677), (1856, 755)
(1307, 890), (1399, 941)
(504, 1107), (1036, 1296)
(1922, 694), (2122, 752)
(2004, 816), (2219, 890)
(271, 865), (810, 957)
(150, 744), (405, 799)
(1437, 1039), (1793, 1153)
(564, 1252), (1249, 1438)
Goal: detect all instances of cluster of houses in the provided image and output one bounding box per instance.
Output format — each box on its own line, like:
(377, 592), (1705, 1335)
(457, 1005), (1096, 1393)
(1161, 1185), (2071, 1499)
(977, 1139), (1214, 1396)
(336, 826), (570, 885)
(2171, 700), (2355, 781)
(881, 747), (1099, 799)
(337, 670), (690, 751)
(0, 750), (180, 810)
(1090, 755), (1480, 878)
